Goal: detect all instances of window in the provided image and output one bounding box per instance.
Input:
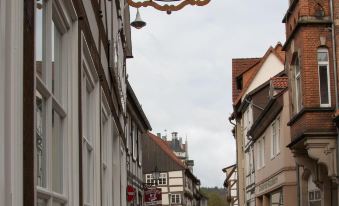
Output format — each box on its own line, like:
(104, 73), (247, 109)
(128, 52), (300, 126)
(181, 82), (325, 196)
(133, 126), (137, 160)
(145, 173), (167, 186)
(270, 190), (283, 206)
(81, 32), (99, 206)
(294, 56), (302, 113)
(257, 137), (265, 169)
(35, 0), (71, 205)
(138, 130), (142, 166)
(101, 93), (110, 206)
(317, 48), (331, 107)
(130, 122), (134, 156)
(158, 173), (167, 185)
(171, 194), (181, 204)
(145, 174), (156, 185)
(271, 118), (280, 158)
(309, 190), (321, 206)
(236, 76), (243, 90)
(82, 73), (95, 206)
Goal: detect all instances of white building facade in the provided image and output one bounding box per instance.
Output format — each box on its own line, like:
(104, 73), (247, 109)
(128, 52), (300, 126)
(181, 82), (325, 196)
(0, 0), (136, 206)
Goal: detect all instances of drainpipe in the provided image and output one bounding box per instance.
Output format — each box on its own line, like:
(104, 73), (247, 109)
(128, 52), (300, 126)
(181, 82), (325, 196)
(330, 0), (339, 195)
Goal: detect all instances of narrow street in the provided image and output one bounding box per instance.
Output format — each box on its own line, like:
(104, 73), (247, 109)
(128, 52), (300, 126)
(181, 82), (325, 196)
(1, 1), (339, 206)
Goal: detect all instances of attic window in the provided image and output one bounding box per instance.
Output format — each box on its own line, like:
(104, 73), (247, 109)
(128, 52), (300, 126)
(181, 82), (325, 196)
(236, 76), (243, 90)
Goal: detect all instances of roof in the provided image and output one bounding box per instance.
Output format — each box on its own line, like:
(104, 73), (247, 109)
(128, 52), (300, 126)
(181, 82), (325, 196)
(147, 132), (186, 169)
(233, 43), (285, 106)
(271, 76), (288, 89)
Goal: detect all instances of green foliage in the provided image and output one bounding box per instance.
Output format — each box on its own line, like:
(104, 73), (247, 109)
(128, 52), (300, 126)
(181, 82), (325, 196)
(200, 187), (229, 206)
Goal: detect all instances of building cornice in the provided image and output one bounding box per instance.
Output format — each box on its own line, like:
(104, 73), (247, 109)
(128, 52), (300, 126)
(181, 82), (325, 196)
(283, 16), (332, 51)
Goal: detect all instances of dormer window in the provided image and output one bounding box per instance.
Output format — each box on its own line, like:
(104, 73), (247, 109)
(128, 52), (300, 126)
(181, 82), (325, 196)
(236, 76), (243, 90)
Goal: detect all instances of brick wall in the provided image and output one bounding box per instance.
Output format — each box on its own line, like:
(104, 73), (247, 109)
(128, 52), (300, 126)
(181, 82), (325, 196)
(284, 0), (337, 140)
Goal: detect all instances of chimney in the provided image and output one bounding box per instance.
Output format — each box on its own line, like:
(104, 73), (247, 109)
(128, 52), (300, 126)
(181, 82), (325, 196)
(186, 160), (194, 172)
(157, 133), (161, 138)
(172, 132), (178, 140)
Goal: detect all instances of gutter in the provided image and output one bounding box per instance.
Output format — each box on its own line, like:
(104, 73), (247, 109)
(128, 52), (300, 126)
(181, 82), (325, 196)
(330, 0), (339, 183)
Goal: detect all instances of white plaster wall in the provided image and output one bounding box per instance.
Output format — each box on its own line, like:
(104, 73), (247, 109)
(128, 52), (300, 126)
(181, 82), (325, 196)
(169, 186), (184, 192)
(2, 0), (24, 205)
(169, 178), (183, 186)
(159, 187), (168, 193)
(0, 0), (5, 204)
(169, 171), (183, 178)
(162, 194), (169, 205)
(68, 20), (80, 206)
(242, 53), (284, 100)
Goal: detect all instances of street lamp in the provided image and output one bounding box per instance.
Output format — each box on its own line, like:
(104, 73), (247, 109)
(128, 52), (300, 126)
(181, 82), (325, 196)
(130, 8), (146, 29)
(152, 166), (160, 186)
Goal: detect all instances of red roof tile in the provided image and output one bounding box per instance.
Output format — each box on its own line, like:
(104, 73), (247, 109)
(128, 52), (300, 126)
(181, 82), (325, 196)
(232, 43), (286, 106)
(271, 76), (288, 89)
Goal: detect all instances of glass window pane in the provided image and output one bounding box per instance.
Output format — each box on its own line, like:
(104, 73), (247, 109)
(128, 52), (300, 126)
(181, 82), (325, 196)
(36, 0), (44, 80)
(317, 51), (328, 62)
(52, 21), (62, 101)
(319, 65), (330, 105)
(52, 201), (64, 206)
(37, 198), (47, 206)
(52, 109), (63, 193)
(36, 91), (46, 188)
(295, 59), (300, 75)
(296, 78), (302, 110)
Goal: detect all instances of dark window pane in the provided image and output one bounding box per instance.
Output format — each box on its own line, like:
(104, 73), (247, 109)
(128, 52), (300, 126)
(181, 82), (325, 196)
(319, 65), (329, 105)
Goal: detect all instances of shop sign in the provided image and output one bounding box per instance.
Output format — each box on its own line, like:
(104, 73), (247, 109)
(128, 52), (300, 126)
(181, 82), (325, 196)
(127, 185), (136, 202)
(144, 187), (162, 206)
(258, 176), (278, 192)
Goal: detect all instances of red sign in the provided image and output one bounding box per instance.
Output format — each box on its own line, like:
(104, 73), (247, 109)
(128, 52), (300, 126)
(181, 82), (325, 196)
(127, 185), (136, 202)
(144, 187), (162, 206)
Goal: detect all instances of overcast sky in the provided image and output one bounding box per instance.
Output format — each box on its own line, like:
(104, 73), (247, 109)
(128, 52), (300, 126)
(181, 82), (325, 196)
(127, 0), (288, 187)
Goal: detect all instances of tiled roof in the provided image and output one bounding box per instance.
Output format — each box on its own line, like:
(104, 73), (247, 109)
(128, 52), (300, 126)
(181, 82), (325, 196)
(147, 132), (186, 169)
(232, 43), (285, 106)
(232, 58), (261, 103)
(271, 76), (288, 89)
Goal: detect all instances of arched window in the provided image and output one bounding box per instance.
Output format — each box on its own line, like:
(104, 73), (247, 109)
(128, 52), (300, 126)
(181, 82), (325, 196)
(317, 48), (331, 107)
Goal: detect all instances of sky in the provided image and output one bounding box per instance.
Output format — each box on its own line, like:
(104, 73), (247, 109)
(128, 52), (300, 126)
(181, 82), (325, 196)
(127, 0), (288, 187)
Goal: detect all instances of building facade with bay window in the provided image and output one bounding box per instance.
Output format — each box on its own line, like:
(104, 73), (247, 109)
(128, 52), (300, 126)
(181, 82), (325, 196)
(0, 0), (138, 205)
(282, 0), (339, 205)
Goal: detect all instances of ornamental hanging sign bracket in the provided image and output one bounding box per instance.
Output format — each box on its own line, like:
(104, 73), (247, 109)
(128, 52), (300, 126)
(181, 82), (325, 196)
(127, 0), (211, 15)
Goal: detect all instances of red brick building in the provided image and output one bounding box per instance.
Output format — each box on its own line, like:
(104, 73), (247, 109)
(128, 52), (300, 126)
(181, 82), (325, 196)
(283, 0), (339, 205)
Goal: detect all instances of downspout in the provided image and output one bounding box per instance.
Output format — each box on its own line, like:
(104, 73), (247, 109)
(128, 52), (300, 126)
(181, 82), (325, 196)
(330, 0), (339, 192)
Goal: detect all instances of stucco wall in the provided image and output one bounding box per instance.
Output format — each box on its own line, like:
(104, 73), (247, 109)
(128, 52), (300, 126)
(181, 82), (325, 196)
(242, 54), (284, 100)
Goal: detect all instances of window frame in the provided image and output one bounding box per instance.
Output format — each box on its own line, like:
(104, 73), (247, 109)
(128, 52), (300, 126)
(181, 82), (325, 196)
(317, 48), (331, 107)
(256, 137), (265, 169)
(294, 56), (302, 113)
(81, 31), (99, 206)
(171, 194), (181, 204)
(270, 117), (280, 159)
(35, 0), (72, 204)
(158, 173), (167, 186)
(101, 90), (111, 206)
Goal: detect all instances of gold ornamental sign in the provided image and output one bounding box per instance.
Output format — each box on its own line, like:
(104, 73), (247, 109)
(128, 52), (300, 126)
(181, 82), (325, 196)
(127, 0), (211, 14)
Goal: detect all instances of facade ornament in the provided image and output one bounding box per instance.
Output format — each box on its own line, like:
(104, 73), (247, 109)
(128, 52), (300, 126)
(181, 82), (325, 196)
(127, 0), (210, 14)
